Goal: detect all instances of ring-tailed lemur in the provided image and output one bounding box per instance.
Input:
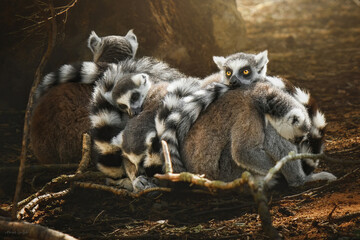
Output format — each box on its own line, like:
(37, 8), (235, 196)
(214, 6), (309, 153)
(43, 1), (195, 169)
(155, 51), (315, 175)
(213, 50), (327, 155)
(35, 56), (185, 101)
(118, 79), (336, 190)
(30, 30), (140, 164)
(34, 30), (139, 101)
(89, 65), (152, 181)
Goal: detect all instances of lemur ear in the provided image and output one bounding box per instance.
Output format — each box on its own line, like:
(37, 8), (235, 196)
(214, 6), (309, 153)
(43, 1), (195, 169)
(88, 31), (101, 53)
(213, 56), (226, 70)
(254, 50), (269, 75)
(254, 50), (269, 68)
(125, 29), (139, 57)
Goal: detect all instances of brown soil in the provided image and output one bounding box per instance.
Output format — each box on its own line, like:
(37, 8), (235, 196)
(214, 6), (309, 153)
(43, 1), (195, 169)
(1, 0), (360, 239)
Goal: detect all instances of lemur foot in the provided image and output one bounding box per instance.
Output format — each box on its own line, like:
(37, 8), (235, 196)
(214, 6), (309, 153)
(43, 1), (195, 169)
(132, 175), (158, 192)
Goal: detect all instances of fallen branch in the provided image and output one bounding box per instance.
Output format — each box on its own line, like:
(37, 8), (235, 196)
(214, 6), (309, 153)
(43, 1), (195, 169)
(17, 189), (71, 219)
(264, 152), (353, 185)
(12, 0), (57, 220)
(0, 216), (78, 240)
(154, 171), (280, 239)
(76, 133), (91, 174)
(17, 171), (104, 210)
(73, 181), (172, 198)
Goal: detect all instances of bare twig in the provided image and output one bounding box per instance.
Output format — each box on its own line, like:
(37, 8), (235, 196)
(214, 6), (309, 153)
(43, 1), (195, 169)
(161, 140), (173, 174)
(154, 171), (281, 239)
(76, 133), (91, 174)
(72, 181), (172, 198)
(17, 171), (104, 209)
(12, 0), (57, 220)
(17, 189), (71, 219)
(0, 216), (78, 240)
(264, 152), (355, 185)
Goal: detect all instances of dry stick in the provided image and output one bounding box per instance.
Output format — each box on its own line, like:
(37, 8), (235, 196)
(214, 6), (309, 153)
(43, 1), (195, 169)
(17, 189), (71, 219)
(76, 133), (91, 174)
(263, 152), (352, 185)
(161, 140), (173, 174)
(18, 134), (92, 216)
(17, 171), (104, 210)
(72, 182), (172, 198)
(12, 0), (57, 220)
(0, 216), (78, 240)
(155, 172), (280, 239)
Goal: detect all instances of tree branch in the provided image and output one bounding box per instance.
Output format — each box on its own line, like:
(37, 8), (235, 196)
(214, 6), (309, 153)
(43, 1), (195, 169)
(0, 216), (78, 240)
(12, 0), (57, 220)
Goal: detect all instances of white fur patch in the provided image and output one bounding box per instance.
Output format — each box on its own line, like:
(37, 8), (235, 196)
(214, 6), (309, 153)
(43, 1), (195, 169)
(145, 131), (157, 146)
(194, 89), (207, 96)
(294, 87), (310, 105)
(81, 62), (98, 84)
(97, 163), (125, 178)
(155, 116), (165, 136)
(59, 64), (76, 83)
(313, 110), (327, 129)
(111, 131), (124, 147)
(164, 95), (180, 109)
(167, 112), (181, 124)
(310, 127), (321, 138)
(266, 76), (285, 89)
(90, 110), (121, 128)
(183, 96), (194, 103)
(42, 72), (56, 87)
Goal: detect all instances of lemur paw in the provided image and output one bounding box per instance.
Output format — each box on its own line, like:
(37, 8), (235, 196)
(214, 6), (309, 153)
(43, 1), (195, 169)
(132, 175), (158, 192)
(305, 171), (337, 183)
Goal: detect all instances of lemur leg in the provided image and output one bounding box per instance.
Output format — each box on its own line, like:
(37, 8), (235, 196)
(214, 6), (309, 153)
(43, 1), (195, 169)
(122, 158), (157, 192)
(263, 124), (308, 186)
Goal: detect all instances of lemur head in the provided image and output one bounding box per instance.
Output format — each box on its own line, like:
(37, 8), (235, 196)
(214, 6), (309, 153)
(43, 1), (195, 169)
(112, 73), (151, 117)
(213, 50), (269, 87)
(88, 30), (139, 63)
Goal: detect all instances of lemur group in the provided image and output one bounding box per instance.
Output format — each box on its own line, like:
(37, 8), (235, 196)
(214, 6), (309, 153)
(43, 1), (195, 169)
(31, 30), (336, 192)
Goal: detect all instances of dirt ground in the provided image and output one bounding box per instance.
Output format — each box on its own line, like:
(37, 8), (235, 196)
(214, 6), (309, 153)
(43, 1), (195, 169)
(1, 0), (360, 239)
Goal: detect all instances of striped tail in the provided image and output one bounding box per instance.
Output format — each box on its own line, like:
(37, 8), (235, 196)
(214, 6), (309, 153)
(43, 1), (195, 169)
(35, 61), (110, 100)
(89, 66), (129, 180)
(156, 80), (229, 172)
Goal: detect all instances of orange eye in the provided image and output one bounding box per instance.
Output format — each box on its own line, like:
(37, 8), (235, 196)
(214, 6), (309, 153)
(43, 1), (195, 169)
(243, 69), (250, 75)
(226, 70), (232, 77)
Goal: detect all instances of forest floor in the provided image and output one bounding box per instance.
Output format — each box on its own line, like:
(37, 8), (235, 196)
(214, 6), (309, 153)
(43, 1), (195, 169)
(1, 0), (360, 239)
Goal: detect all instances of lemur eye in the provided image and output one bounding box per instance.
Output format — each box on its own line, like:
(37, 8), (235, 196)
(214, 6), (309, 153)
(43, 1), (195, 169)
(243, 69), (250, 75)
(131, 92), (140, 103)
(118, 104), (127, 111)
(226, 70), (232, 77)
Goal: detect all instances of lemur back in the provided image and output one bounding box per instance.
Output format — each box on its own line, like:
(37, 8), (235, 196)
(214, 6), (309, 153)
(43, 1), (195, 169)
(30, 30), (139, 164)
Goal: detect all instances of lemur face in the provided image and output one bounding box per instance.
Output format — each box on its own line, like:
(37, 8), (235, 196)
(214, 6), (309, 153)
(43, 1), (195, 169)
(112, 73), (151, 117)
(213, 50), (269, 87)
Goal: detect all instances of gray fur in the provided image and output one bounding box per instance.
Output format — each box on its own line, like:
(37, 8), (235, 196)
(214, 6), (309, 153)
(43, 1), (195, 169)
(88, 30), (138, 63)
